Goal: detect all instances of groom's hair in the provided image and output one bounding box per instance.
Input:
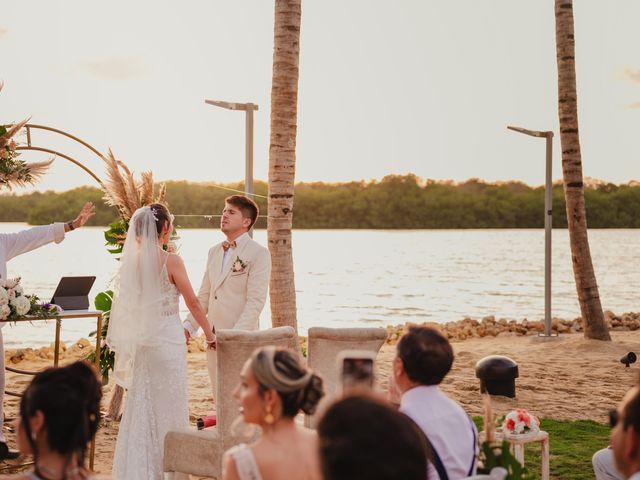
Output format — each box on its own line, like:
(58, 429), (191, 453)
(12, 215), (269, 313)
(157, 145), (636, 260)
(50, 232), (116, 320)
(225, 195), (259, 229)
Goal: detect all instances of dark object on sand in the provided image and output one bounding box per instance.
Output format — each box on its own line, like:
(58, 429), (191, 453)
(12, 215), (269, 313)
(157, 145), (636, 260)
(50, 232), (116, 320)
(620, 352), (637, 368)
(475, 355), (519, 398)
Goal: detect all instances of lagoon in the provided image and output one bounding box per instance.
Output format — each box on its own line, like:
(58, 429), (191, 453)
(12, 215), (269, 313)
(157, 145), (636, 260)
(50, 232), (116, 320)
(1, 224), (637, 347)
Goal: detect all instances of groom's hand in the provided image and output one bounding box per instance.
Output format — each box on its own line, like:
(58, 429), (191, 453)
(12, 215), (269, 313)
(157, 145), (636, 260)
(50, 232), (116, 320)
(183, 328), (191, 344)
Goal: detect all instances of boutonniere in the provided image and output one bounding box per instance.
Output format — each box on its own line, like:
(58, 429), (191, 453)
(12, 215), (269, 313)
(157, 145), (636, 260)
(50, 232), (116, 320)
(231, 256), (248, 273)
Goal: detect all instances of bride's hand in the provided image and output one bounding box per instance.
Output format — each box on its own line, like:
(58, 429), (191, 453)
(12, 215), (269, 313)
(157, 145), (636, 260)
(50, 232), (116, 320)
(206, 333), (217, 350)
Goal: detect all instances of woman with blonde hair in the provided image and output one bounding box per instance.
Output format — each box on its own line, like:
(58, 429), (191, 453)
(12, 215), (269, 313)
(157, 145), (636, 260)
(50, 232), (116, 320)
(223, 346), (324, 480)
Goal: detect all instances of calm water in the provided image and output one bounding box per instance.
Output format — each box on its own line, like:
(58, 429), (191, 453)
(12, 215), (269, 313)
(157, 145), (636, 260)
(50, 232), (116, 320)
(1, 224), (638, 347)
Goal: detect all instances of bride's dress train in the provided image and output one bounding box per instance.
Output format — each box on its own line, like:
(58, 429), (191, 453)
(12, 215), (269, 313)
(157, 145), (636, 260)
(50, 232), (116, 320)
(112, 264), (189, 479)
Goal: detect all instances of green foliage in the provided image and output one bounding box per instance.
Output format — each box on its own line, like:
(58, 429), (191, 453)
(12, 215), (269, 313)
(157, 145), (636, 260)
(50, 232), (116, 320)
(2, 177), (640, 228)
(87, 290), (114, 384)
(480, 440), (526, 479)
(473, 417), (611, 480)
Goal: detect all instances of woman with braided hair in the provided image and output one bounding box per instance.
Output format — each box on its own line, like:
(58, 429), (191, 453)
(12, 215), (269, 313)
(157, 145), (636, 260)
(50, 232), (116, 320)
(1, 361), (102, 480)
(222, 346), (325, 480)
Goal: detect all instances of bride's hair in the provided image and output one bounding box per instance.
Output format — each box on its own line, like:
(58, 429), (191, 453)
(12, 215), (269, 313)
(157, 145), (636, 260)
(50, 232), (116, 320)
(136, 203), (171, 237)
(19, 361), (102, 470)
(251, 347), (324, 417)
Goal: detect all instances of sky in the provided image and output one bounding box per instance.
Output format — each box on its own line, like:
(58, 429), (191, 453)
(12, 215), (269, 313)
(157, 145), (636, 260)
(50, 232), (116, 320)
(1, 1), (639, 192)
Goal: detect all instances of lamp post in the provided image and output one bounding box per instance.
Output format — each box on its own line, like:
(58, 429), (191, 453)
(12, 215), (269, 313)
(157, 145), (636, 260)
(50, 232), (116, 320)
(507, 126), (555, 337)
(205, 99), (259, 236)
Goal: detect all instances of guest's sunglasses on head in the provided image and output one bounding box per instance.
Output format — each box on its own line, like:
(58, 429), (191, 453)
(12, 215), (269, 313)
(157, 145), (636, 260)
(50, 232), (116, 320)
(609, 409), (620, 428)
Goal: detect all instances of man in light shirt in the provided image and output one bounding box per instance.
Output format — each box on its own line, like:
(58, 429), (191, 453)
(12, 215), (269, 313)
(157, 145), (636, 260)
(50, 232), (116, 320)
(391, 326), (477, 480)
(0, 202), (95, 460)
(609, 385), (640, 480)
(183, 195), (270, 406)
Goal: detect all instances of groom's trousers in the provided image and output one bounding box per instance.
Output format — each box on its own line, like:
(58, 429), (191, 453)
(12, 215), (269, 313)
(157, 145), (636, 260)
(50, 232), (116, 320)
(206, 348), (218, 403)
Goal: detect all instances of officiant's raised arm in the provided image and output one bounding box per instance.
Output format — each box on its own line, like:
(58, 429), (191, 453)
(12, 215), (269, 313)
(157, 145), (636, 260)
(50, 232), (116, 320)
(1, 202), (95, 263)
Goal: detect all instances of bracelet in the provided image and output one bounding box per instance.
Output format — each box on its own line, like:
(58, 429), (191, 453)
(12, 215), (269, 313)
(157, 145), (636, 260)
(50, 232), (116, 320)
(66, 221), (75, 231)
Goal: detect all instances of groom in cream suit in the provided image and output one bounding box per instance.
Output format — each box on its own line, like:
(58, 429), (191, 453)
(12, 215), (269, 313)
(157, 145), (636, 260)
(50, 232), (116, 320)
(183, 195), (271, 400)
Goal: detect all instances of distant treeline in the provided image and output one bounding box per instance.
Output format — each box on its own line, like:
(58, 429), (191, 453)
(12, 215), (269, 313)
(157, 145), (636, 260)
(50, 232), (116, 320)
(1, 175), (639, 228)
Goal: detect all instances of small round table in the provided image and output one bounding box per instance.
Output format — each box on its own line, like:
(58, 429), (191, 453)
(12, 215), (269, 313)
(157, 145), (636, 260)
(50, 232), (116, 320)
(495, 430), (549, 480)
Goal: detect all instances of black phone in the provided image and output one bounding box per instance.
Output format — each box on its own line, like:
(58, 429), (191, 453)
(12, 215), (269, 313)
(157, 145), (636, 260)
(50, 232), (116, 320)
(338, 350), (376, 391)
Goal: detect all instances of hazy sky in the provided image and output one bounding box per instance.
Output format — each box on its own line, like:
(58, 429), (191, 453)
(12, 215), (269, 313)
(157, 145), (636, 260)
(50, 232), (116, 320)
(1, 1), (638, 192)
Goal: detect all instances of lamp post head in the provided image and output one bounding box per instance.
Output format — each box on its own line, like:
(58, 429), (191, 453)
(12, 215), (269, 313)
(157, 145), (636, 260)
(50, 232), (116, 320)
(205, 99), (259, 111)
(507, 125), (553, 138)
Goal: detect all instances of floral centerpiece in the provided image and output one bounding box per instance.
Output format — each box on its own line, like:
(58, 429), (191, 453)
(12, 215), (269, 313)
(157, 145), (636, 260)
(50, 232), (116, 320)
(0, 277), (59, 321)
(502, 409), (540, 436)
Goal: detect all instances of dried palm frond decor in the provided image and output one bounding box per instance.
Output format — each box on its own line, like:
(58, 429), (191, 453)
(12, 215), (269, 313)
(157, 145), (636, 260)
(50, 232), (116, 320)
(1, 86), (53, 190)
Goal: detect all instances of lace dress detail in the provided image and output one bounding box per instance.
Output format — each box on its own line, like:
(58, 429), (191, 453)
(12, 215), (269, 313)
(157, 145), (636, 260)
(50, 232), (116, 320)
(112, 262), (188, 480)
(226, 444), (263, 480)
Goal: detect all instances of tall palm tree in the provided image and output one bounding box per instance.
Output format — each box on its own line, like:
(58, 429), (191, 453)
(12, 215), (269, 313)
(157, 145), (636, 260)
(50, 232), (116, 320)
(267, 0), (302, 331)
(554, 0), (610, 340)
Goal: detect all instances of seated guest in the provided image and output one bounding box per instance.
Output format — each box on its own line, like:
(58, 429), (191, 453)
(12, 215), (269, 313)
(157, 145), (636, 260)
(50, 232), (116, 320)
(317, 395), (430, 480)
(391, 326), (477, 479)
(222, 346), (324, 480)
(1, 361), (102, 480)
(593, 447), (623, 480)
(609, 384), (640, 479)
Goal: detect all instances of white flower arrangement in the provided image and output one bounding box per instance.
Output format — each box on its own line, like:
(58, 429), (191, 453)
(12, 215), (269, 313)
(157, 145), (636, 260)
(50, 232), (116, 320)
(502, 409), (540, 435)
(0, 277), (58, 321)
(232, 256), (248, 273)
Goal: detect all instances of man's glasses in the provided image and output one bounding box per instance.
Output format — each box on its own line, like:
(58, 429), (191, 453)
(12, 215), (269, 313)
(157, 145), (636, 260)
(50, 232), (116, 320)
(609, 409), (620, 428)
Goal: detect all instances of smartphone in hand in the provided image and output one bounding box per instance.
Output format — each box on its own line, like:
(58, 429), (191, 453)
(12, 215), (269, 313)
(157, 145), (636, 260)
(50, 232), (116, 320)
(338, 350), (376, 393)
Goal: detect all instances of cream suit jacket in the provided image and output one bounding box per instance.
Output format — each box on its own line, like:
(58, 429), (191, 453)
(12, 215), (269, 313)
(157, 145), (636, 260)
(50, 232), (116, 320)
(186, 234), (271, 332)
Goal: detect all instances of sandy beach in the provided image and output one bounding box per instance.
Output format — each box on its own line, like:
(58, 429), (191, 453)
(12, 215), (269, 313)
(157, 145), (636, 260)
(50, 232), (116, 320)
(2, 328), (638, 476)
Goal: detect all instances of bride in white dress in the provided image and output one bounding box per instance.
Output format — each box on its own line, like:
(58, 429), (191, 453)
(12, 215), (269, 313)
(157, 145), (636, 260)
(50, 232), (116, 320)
(107, 204), (216, 480)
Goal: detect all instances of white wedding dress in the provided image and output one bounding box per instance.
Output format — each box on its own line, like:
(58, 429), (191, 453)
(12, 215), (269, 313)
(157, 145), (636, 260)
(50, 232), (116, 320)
(112, 260), (189, 479)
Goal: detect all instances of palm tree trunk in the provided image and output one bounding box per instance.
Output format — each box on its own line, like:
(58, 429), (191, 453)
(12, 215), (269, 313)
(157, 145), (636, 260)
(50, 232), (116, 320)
(267, 0), (301, 331)
(554, 0), (610, 340)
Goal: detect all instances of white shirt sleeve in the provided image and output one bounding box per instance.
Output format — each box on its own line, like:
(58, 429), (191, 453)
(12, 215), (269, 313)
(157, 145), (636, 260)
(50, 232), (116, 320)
(1, 223), (65, 262)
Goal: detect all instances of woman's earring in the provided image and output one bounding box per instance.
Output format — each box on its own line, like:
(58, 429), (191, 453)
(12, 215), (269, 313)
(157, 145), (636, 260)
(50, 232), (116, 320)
(264, 405), (274, 425)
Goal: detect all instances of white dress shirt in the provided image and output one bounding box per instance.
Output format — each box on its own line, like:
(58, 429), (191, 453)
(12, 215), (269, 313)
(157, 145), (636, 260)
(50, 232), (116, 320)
(183, 232), (250, 336)
(221, 232), (248, 273)
(400, 385), (478, 479)
(0, 223), (66, 328)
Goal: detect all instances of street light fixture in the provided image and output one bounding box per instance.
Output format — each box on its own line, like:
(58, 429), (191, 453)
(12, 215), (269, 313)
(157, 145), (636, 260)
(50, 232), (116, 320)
(205, 99), (259, 236)
(507, 125), (555, 337)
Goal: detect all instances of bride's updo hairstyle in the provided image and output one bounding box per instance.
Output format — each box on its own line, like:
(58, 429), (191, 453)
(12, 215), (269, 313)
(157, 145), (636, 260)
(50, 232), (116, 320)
(19, 361), (102, 467)
(251, 346), (324, 417)
(147, 203), (171, 236)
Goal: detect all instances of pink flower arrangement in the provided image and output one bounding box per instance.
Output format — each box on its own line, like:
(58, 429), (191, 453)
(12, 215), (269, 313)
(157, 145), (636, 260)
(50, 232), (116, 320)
(502, 408), (540, 435)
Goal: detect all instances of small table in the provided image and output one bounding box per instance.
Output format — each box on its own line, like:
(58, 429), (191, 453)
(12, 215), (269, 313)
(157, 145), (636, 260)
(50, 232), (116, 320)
(494, 430), (549, 480)
(2, 310), (103, 469)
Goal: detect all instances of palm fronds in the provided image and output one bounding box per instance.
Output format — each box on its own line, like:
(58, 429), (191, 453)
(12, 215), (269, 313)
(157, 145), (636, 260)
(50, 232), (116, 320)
(101, 149), (134, 219)
(139, 171), (154, 205)
(0, 118), (29, 148)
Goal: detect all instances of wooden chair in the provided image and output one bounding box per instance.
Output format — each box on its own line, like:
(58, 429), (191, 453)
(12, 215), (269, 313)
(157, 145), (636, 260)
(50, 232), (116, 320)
(304, 327), (387, 429)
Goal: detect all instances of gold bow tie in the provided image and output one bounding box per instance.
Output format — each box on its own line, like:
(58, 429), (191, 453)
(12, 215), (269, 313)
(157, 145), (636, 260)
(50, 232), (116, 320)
(222, 240), (237, 252)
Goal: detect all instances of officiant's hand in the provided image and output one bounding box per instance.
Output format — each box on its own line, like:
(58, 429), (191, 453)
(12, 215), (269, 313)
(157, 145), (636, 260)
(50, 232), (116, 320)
(65, 202), (96, 232)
